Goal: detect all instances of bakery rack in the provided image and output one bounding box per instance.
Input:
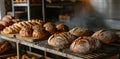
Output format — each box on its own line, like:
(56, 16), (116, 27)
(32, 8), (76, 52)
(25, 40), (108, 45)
(0, 34), (119, 59)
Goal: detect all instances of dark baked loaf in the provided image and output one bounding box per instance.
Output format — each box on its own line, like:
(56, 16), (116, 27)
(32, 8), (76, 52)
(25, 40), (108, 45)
(43, 22), (57, 34)
(70, 37), (101, 54)
(92, 29), (119, 44)
(48, 32), (77, 48)
(69, 27), (94, 37)
(56, 24), (69, 32)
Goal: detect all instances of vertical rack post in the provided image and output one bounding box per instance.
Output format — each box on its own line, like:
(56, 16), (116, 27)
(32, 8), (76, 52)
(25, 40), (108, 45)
(27, 0), (30, 20)
(16, 42), (20, 59)
(0, 0), (5, 19)
(12, 0), (15, 17)
(42, 0), (46, 22)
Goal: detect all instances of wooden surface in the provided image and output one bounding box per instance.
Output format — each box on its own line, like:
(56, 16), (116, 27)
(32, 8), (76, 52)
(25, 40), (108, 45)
(16, 34), (49, 42)
(1, 31), (16, 38)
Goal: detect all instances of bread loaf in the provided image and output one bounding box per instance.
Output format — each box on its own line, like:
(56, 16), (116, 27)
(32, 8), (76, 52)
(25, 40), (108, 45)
(32, 28), (49, 39)
(69, 27), (94, 37)
(19, 26), (33, 37)
(56, 24), (69, 32)
(92, 29), (119, 44)
(70, 37), (101, 54)
(48, 32), (77, 48)
(43, 22), (57, 34)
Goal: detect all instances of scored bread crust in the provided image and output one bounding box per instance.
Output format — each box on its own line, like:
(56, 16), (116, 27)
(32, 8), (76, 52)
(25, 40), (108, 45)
(48, 32), (77, 48)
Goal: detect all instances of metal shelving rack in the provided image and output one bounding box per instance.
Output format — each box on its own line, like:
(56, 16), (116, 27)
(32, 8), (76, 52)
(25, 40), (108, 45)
(0, 34), (119, 59)
(12, 0), (30, 20)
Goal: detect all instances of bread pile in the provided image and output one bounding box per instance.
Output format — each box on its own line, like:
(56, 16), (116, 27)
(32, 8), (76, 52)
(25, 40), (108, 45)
(47, 27), (119, 54)
(3, 19), (44, 34)
(2, 19), (69, 40)
(0, 41), (12, 54)
(0, 15), (20, 30)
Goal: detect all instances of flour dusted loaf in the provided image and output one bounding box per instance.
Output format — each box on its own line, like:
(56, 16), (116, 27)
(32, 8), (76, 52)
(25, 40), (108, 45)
(69, 27), (94, 37)
(70, 37), (101, 54)
(92, 29), (119, 44)
(48, 32), (77, 48)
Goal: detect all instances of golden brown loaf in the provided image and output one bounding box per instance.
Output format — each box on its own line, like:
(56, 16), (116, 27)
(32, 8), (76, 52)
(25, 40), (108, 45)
(69, 27), (94, 37)
(2, 15), (12, 21)
(92, 29), (119, 44)
(19, 27), (33, 37)
(28, 19), (45, 26)
(48, 32), (77, 48)
(43, 22), (57, 34)
(70, 37), (101, 54)
(32, 28), (49, 39)
(0, 41), (12, 54)
(56, 24), (69, 32)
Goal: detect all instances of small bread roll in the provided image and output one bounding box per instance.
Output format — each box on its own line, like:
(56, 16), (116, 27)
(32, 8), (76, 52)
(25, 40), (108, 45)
(92, 29), (119, 44)
(69, 27), (94, 37)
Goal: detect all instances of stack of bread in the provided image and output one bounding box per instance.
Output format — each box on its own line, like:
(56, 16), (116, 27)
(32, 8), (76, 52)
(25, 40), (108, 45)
(0, 15), (20, 30)
(0, 41), (12, 54)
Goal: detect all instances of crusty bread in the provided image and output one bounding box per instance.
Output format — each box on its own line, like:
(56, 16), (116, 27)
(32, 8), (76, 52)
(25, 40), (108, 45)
(70, 37), (101, 54)
(44, 22), (57, 34)
(69, 27), (94, 37)
(92, 29), (119, 44)
(56, 24), (69, 32)
(19, 27), (33, 37)
(48, 32), (77, 48)
(32, 28), (49, 39)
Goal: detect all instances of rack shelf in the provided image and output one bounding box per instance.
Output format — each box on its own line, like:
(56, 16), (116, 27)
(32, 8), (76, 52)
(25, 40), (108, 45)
(0, 34), (118, 59)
